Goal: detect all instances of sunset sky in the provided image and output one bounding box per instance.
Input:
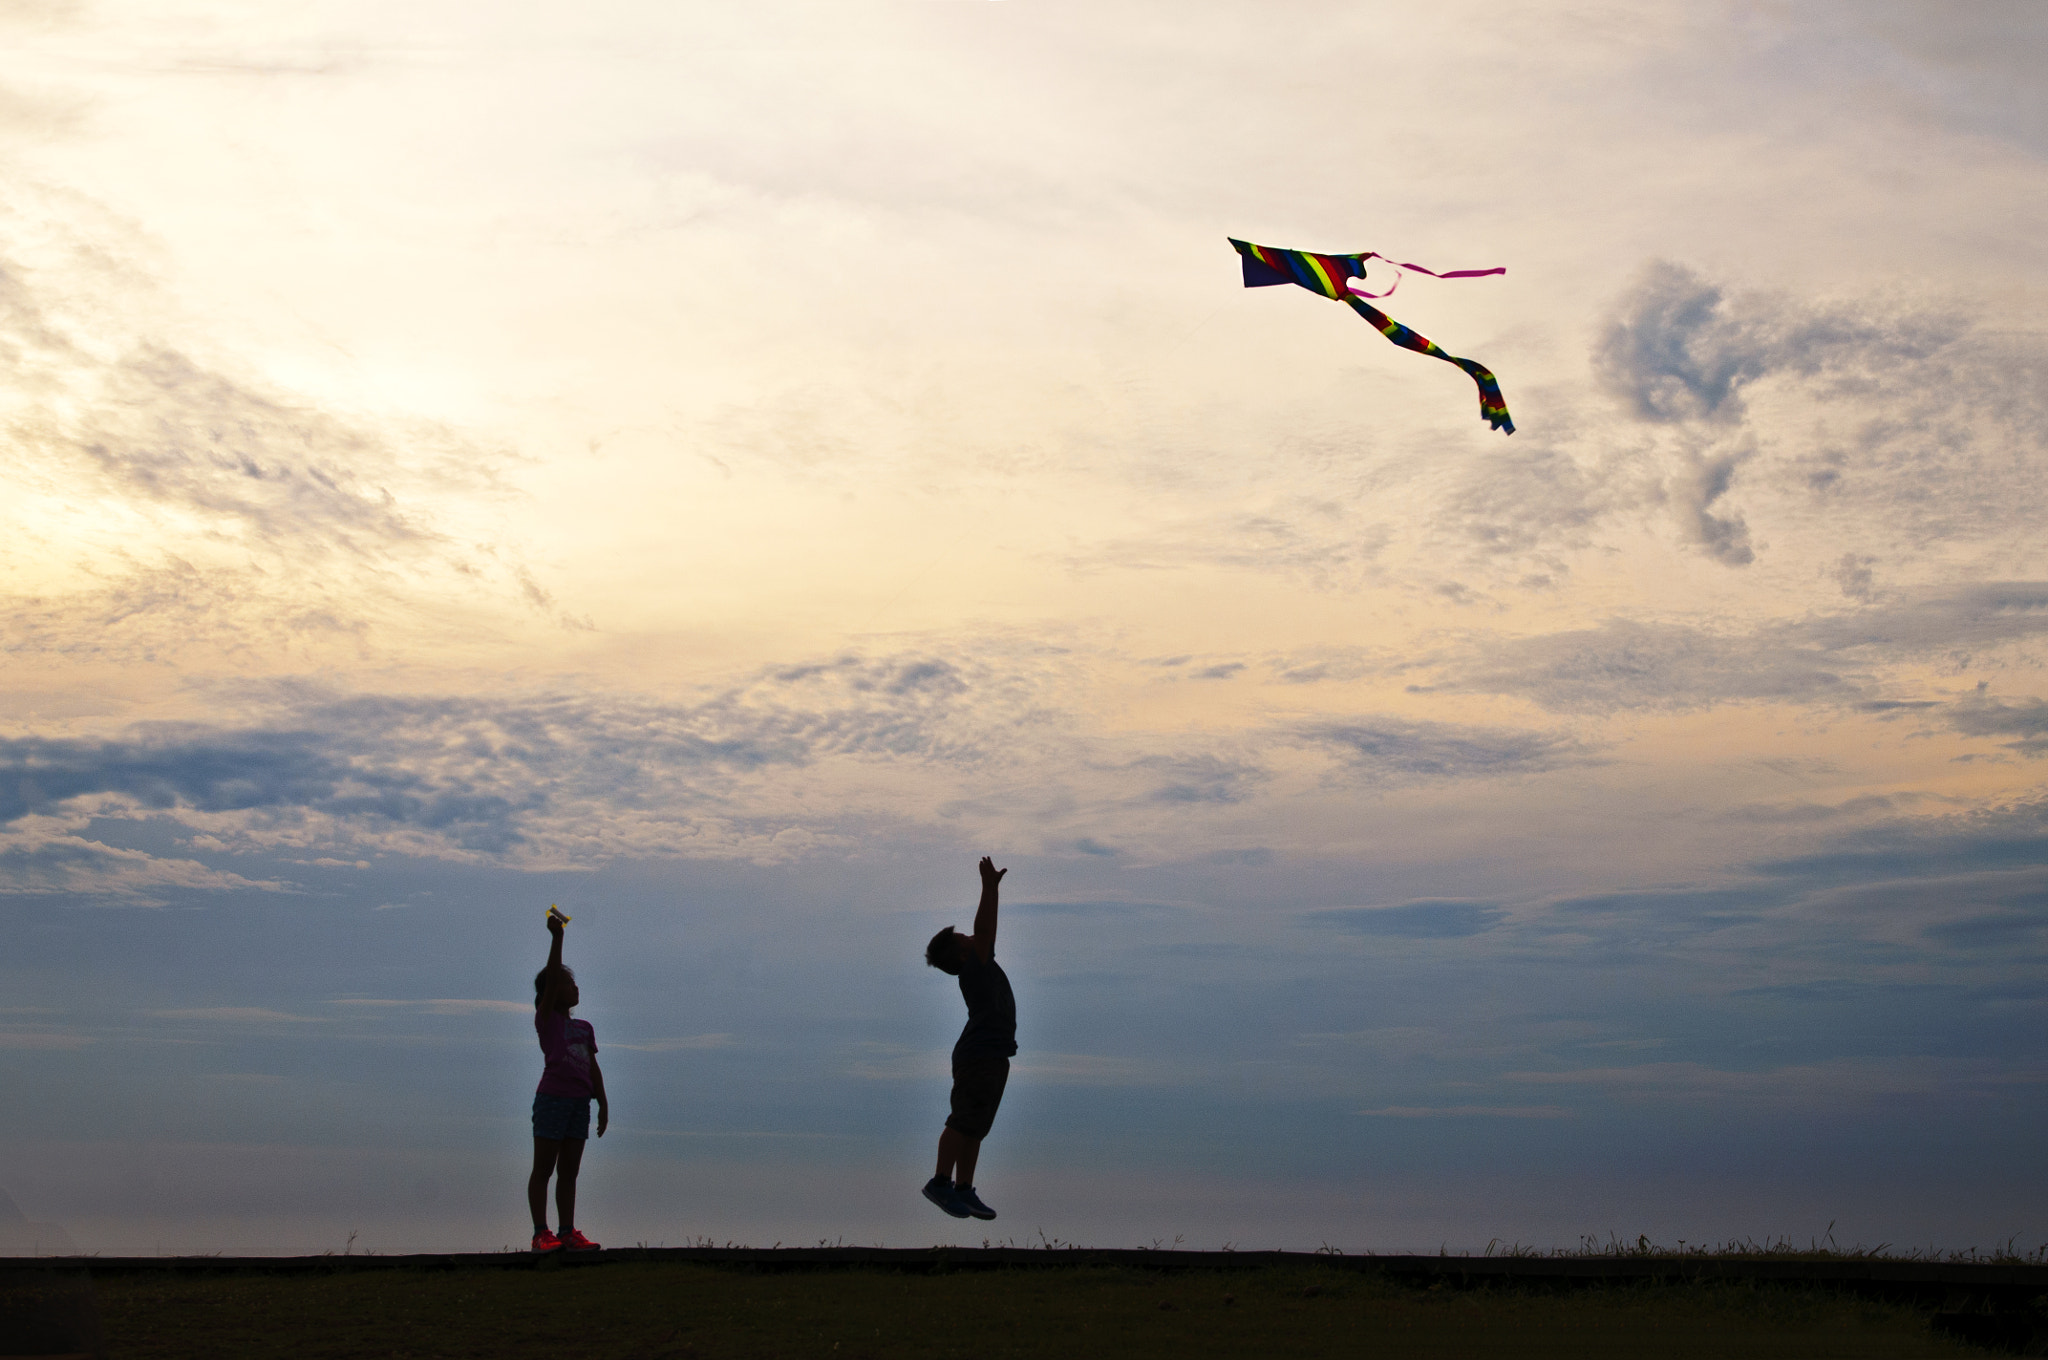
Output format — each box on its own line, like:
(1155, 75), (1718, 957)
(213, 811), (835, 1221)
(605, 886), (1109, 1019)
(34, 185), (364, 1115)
(2, 0), (2045, 1256)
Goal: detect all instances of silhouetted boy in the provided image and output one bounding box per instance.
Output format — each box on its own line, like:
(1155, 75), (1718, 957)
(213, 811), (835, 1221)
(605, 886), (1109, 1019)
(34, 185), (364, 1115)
(530, 910), (608, 1252)
(922, 856), (1014, 1220)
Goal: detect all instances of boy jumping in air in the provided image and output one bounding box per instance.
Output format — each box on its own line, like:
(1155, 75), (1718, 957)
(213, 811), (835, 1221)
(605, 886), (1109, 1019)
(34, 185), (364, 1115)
(530, 910), (608, 1252)
(922, 856), (1014, 1221)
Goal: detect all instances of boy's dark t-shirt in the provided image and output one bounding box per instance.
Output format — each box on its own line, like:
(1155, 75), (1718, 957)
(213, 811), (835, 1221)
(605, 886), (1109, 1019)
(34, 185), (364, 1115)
(954, 951), (1017, 1061)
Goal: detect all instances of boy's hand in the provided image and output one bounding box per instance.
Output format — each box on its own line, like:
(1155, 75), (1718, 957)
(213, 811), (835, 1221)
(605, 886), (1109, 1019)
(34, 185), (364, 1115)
(547, 915), (565, 937)
(978, 856), (1007, 885)
(596, 1103), (609, 1137)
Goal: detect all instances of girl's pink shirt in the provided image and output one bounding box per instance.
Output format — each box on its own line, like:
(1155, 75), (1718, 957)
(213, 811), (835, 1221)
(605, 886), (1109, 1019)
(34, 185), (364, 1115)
(535, 1010), (598, 1097)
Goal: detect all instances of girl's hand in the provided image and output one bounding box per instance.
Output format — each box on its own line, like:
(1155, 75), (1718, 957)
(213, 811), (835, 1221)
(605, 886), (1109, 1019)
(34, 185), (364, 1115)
(596, 1104), (609, 1137)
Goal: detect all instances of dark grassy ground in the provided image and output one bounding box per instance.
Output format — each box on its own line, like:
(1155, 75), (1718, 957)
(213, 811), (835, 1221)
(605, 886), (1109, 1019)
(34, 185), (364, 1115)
(84, 1260), (1992, 1359)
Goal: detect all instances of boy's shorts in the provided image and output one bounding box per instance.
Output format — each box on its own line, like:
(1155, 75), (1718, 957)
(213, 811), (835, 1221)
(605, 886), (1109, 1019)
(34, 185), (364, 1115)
(945, 1054), (1010, 1142)
(532, 1093), (591, 1141)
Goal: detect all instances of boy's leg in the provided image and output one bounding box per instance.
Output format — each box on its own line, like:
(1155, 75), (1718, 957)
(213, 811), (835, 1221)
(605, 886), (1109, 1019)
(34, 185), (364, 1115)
(942, 1056), (1004, 1220)
(935, 1126), (971, 1182)
(528, 1139), (561, 1232)
(953, 1133), (981, 1192)
(554, 1136), (586, 1233)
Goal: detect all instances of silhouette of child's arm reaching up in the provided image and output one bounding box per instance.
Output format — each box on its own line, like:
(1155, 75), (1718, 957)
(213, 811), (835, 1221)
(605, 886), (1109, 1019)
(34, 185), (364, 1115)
(968, 855), (1005, 963)
(538, 913), (571, 1013)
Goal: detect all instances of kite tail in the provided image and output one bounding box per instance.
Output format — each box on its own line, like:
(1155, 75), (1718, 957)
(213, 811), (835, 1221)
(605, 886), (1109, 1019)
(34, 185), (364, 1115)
(1344, 293), (1515, 434)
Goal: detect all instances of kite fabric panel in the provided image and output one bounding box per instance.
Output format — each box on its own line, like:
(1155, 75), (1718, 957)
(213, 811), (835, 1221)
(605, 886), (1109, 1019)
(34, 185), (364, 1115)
(1227, 237), (1514, 434)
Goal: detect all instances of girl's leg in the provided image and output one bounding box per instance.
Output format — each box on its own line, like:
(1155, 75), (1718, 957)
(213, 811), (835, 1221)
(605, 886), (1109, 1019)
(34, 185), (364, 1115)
(554, 1136), (587, 1233)
(528, 1138), (561, 1232)
(954, 1133), (982, 1190)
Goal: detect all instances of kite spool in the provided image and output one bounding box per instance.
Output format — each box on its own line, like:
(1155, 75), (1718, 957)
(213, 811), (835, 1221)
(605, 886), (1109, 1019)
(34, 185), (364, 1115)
(546, 904), (571, 927)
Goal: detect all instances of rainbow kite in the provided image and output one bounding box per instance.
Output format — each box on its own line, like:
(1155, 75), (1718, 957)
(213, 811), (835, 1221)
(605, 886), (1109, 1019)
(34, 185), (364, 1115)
(1228, 238), (1514, 434)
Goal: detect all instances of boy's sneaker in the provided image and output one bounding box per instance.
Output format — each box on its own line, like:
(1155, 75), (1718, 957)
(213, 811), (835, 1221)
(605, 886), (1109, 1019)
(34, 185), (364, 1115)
(921, 1176), (970, 1218)
(530, 1229), (562, 1253)
(954, 1186), (997, 1220)
(561, 1229), (601, 1251)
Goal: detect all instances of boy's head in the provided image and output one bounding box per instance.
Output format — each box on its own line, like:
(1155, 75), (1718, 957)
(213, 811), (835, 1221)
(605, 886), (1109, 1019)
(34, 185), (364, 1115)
(534, 965), (579, 1010)
(925, 926), (968, 976)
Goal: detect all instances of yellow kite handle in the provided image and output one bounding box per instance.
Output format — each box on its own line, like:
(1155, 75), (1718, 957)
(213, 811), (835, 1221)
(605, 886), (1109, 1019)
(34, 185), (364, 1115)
(546, 904), (571, 925)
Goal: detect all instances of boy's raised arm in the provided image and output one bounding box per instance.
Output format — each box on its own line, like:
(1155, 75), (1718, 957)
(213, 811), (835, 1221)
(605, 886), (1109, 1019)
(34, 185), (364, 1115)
(970, 856), (1006, 962)
(538, 914), (569, 1012)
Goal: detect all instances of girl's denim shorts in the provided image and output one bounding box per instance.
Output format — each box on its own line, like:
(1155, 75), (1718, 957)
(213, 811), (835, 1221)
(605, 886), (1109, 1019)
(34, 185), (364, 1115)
(532, 1093), (591, 1141)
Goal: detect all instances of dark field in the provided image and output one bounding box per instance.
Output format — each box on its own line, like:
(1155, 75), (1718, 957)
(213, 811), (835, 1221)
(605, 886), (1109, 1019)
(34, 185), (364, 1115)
(73, 1260), (2004, 1359)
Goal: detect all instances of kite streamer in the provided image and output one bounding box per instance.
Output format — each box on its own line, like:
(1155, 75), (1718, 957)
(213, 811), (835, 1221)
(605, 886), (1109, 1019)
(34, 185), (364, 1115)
(1227, 237), (1514, 434)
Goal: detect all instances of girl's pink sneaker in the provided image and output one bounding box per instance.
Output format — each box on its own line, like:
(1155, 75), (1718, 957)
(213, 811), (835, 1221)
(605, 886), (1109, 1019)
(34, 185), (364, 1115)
(530, 1229), (562, 1253)
(561, 1229), (601, 1252)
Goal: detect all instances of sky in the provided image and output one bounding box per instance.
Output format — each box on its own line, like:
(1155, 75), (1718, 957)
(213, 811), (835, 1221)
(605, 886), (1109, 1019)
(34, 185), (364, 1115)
(1, 0), (2045, 1257)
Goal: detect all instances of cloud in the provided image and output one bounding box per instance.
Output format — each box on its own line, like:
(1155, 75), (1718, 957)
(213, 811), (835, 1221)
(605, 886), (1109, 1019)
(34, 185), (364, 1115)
(1074, 503), (1395, 594)
(1266, 648), (1385, 686)
(1357, 1105), (1569, 1119)
(1596, 261), (1953, 427)
(1514, 795), (2048, 970)
(151, 1007), (322, 1023)
(1851, 0), (2048, 155)
(1317, 900), (1506, 939)
(0, 649), (1063, 868)
(1921, 911), (2048, 949)
(1435, 441), (1617, 581)
(1443, 619), (1849, 713)
(1012, 899), (1178, 918)
(0, 241), (468, 559)
(608, 1034), (737, 1052)
(1442, 262), (2044, 581)
(1502, 1057), (2041, 1104)
(1011, 1053), (1176, 1086)
(1722, 793), (1917, 826)
(845, 1044), (947, 1082)
(70, 348), (431, 552)
(1431, 585), (2048, 716)
(1756, 797), (2048, 886)
(1946, 687), (2048, 757)
(1545, 886), (1769, 932)
(0, 830), (288, 900)
(1675, 439), (1756, 566)
(1795, 584), (2048, 656)
(1299, 718), (1592, 781)
(0, 223), (588, 663)
(1126, 753), (1265, 806)
(327, 998), (529, 1016)
(1420, 265), (2035, 584)
(0, 725), (539, 856)
(1833, 553), (1878, 602)
(0, 1031), (93, 1050)
(1599, 263), (1767, 424)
